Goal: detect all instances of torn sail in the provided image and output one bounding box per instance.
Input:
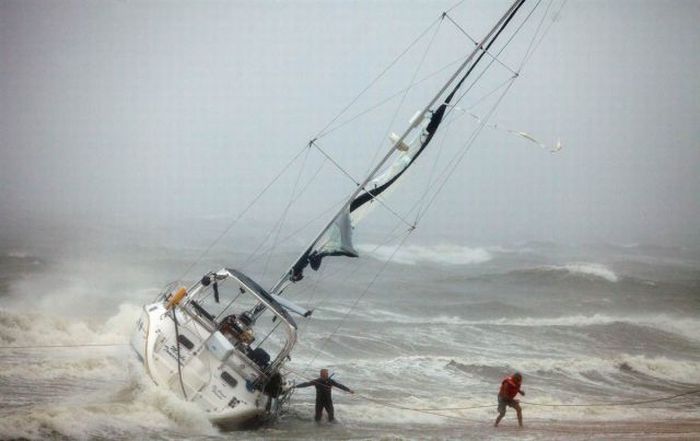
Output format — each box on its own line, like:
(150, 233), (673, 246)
(290, 113), (434, 282)
(281, 0), (527, 287)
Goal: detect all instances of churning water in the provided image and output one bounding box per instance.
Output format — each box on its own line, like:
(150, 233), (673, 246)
(1, 234), (699, 440)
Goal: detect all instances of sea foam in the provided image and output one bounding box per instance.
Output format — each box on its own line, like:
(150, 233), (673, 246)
(548, 262), (619, 282)
(357, 243), (492, 265)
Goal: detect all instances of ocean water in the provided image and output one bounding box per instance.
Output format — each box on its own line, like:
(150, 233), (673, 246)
(1, 233), (699, 440)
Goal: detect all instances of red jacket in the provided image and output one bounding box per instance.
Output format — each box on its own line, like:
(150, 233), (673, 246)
(498, 376), (522, 399)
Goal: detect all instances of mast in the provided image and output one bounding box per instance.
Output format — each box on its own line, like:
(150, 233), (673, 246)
(270, 0), (527, 297)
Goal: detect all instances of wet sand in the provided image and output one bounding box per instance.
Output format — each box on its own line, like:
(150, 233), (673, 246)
(489, 419), (700, 440)
(244, 418), (700, 441)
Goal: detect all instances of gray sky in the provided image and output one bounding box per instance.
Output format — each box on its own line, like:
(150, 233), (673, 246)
(1, 0), (699, 250)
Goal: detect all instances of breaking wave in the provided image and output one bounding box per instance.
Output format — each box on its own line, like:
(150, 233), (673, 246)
(549, 263), (619, 282)
(494, 314), (700, 341)
(357, 243), (492, 265)
(320, 309), (700, 343)
(448, 354), (700, 385)
(488, 262), (621, 285)
(0, 307), (217, 440)
(0, 303), (140, 347)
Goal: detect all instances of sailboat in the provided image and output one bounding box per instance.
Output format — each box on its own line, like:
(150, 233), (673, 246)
(131, 0), (551, 428)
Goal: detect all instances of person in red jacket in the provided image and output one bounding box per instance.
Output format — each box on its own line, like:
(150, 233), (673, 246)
(494, 372), (525, 427)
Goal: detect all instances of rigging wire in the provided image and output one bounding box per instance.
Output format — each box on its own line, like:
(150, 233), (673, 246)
(318, 54), (467, 138)
(295, 263), (325, 340)
(364, 14), (444, 175)
(310, 140), (360, 186)
(310, 1), (545, 231)
(518, 0), (565, 71)
(163, 10), (445, 282)
(304, 228), (414, 369)
(443, 0), (543, 121)
(240, 195), (347, 270)
(315, 16), (444, 140)
(416, 76), (518, 225)
(413, 0), (549, 224)
(518, 0), (554, 69)
(295, 222), (412, 338)
(295, 0), (553, 374)
(176, 144), (309, 282)
(444, 0), (468, 15)
(276, 0), (563, 376)
(287, 0), (562, 383)
(443, 13), (519, 77)
(240, 155), (330, 270)
(462, 75), (514, 111)
(259, 146), (312, 282)
(312, 137), (416, 229)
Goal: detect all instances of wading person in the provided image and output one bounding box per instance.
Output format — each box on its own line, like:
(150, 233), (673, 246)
(295, 368), (354, 423)
(494, 372), (525, 428)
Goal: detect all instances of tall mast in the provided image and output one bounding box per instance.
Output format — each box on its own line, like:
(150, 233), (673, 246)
(270, 0), (527, 296)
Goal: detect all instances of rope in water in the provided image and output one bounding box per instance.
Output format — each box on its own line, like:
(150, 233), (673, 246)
(3, 342), (699, 429)
(282, 365), (700, 417)
(348, 388), (700, 431)
(522, 389), (700, 407)
(287, 384), (700, 430)
(355, 389), (700, 413)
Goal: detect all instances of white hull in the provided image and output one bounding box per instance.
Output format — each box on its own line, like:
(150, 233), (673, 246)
(131, 302), (282, 427)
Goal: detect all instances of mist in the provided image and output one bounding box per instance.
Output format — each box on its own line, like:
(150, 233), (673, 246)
(2, 0), (699, 257)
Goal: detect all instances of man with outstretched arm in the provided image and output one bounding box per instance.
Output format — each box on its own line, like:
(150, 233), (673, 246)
(295, 368), (354, 423)
(494, 372), (525, 428)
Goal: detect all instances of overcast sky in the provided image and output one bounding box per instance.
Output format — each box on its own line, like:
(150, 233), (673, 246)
(1, 0), (699, 250)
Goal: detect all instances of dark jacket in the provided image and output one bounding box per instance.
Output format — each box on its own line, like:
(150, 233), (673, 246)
(296, 377), (351, 402)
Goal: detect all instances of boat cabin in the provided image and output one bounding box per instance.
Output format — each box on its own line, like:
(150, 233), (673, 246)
(172, 268), (300, 380)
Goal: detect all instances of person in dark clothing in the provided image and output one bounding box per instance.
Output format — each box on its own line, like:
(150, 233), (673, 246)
(295, 368), (354, 422)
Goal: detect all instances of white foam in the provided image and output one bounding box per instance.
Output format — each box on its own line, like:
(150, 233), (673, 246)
(446, 353), (700, 385)
(321, 309), (700, 343)
(6, 250), (32, 259)
(548, 262), (619, 282)
(357, 243), (492, 266)
(288, 351), (700, 425)
(524, 313), (700, 342)
(0, 376), (217, 440)
(491, 313), (700, 342)
(0, 303), (140, 347)
(0, 308), (218, 440)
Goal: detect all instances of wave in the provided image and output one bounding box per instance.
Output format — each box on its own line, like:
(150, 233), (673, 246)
(488, 313), (699, 343)
(314, 309), (700, 343)
(550, 263), (619, 282)
(502, 262), (619, 283)
(0, 306), (218, 440)
(0, 303), (140, 347)
(282, 353), (700, 425)
(0, 372), (218, 440)
(357, 243), (492, 266)
(5, 250), (33, 259)
(445, 262), (626, 288)
(447, 354), (700, 385)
